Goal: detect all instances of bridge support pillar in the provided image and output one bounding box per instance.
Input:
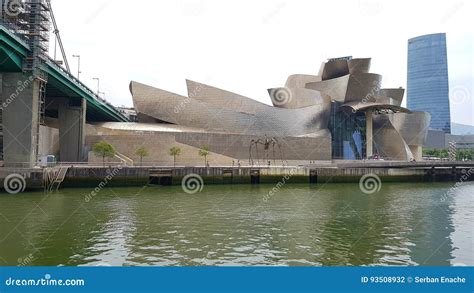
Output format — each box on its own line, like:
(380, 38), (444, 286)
(366, 110), (373, 159)
(1, 73), (40, 167)
(58, 97), (86, 163)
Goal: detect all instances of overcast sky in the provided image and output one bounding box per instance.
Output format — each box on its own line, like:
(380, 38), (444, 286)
(50, 0), (473, 125)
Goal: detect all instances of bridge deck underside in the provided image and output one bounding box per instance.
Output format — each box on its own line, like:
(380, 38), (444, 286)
(44, 78), (123, 122)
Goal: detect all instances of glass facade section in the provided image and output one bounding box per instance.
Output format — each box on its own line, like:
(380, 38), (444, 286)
(329, 102), (367, 160)
(407, 33), (451, 133)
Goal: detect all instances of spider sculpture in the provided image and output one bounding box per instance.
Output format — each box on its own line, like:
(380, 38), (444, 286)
(249, 135), (287, 166)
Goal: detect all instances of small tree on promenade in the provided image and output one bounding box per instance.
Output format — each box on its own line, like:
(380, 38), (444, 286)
(92, 140), (116, 166)
(199, 146), (210, 167)
(169, 146), (182, 167)
(135, 146), (149, 166)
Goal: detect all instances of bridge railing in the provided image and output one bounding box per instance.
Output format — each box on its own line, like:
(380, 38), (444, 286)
(45, 57), (114, 107)
(1, 23), (126, 120)
(1, 23), (102, 104)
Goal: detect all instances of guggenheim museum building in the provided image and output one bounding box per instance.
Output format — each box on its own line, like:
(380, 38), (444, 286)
(87, 57), (431, 166)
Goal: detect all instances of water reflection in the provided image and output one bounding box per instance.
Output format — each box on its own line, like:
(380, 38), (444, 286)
(0, 182), (472, 266)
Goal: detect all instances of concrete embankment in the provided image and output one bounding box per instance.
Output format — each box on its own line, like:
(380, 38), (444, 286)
(59, 165), (474, 188)
(0, 168), (44, 191)
(1, 163), (473, 192)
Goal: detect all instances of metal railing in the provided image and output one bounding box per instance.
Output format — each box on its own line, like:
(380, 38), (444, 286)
(44, 57), (129, 121)
(44, 57), (113, 106)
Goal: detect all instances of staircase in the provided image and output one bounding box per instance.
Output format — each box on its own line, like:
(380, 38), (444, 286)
(114, 151), (134, 166)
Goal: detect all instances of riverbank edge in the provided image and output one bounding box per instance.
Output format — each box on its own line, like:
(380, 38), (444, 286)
(1, 165), (472, 192)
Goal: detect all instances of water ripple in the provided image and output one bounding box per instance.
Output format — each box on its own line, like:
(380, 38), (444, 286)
(0, 183), (472, 266)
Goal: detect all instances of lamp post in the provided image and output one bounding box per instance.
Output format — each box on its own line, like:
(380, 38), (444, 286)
(92, 77), (100, 96)
(72, 55), (81, 79)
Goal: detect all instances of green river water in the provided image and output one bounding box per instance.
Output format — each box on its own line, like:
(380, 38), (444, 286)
(0, 182), (472, 266)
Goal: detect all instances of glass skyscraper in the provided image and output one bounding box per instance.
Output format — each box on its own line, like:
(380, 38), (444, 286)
(407, 33), (451, 133)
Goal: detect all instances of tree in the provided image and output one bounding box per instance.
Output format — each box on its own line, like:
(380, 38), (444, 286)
(199, 146), (210, 166)
(135, 146), (149, 166)
(169, 146), (182, 167)
(423, 148), (474, 161)
(92, 140), (116, 166)
(457, 149), (474, 161)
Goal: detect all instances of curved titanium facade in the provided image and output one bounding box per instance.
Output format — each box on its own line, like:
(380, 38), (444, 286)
(389, 112), (431, 160)
(306, 73), (382, 103)
(319, 59), (350, 80)
(285, 74), (321, 88)
(185, 80), (265, 115)
(407, 33), (451, 133)
(130, 81), (331, 137)
(267, 87), (329, 109)
(377, 88), (405, 106)
(348, 58), (371, 74)
(89, 56), (431, 165)
(373, 114), (414, 161)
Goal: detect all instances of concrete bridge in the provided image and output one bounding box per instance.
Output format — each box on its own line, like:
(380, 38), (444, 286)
(0, 25), (129, 167)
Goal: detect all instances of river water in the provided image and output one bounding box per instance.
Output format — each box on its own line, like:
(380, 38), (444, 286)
(0, 182), (472, 266)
